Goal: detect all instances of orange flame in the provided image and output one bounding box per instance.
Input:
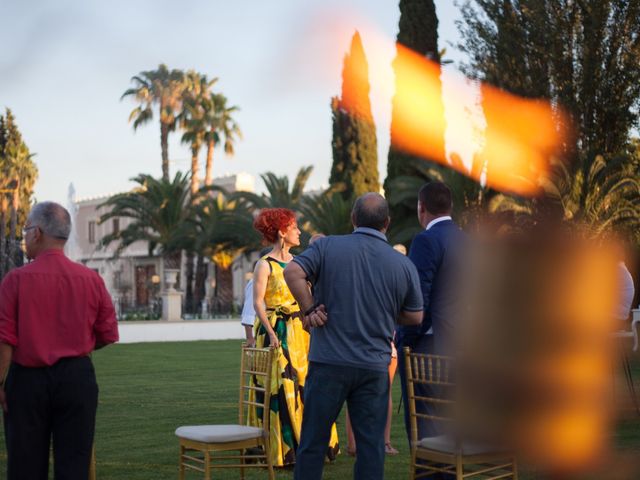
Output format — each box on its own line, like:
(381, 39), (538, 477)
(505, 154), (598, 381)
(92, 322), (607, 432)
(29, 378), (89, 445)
(390, 43), (567, 196)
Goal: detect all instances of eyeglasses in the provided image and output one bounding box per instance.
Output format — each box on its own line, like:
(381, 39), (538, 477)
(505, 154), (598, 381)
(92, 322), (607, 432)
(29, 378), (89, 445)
(22, 226), (37, 236)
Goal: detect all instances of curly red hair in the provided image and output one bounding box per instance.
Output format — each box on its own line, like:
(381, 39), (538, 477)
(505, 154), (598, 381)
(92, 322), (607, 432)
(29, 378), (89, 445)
(253, 208), (297, 244)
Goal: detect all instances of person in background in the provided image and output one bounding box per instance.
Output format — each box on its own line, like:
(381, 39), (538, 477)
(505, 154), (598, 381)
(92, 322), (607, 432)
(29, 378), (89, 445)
(397, 181), (465, 446)
(616, 253), (635, 321)
(240, 248), (272, 347)
(251, 208), (338, 467)
(0, 201), (119, 480)
(241, 272), (257, 347)
(344, 244), (407, 457)
(284, 193), (423, 480)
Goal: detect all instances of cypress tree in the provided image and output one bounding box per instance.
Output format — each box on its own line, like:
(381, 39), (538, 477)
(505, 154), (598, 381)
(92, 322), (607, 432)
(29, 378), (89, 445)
(329, 31), (379, 199)
(385, 0), (445, 232)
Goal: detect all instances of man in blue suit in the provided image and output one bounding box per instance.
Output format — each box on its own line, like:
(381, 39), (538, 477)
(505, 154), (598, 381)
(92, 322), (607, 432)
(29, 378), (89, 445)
(396, 181), (465, 444)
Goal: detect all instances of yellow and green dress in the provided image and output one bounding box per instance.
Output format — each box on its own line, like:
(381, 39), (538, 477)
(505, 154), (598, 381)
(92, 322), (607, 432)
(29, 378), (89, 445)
(251, 255), (339, 466)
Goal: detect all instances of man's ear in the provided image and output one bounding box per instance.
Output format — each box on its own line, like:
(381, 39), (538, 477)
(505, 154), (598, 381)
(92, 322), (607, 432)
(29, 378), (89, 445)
(384, 216), (391, 230)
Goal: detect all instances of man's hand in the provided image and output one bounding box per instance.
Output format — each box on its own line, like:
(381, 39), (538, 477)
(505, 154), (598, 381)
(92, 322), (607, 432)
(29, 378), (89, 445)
(303, 304), (328, 329)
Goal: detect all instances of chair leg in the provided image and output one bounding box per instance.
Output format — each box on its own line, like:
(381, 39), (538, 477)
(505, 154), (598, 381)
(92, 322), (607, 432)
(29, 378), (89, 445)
(239, 449), (245, 480)
(456, 455), (463, 480)
(409, 450), (417, 480)
(512, 456), (519, 479)
(178, 445), (185, 480)
(265, 444), (275, 480)
(203, 450), (211, 480)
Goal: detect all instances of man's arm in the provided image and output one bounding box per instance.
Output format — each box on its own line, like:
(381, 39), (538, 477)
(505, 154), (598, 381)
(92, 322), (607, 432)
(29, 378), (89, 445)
(94, 276), (119, 349)
(409, 233), (440, 322)
(397, 310), (422, 326)
(397, 259), (425, 327)
(0, 342), (12, 412)
(284, 261), (327, 329)
(283, 261), (314, 314)
(0, 273), (18, 413)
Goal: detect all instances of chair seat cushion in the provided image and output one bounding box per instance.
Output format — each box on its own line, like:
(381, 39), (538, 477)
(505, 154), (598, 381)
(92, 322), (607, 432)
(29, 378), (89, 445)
(175, 425), (264, 443)
(418, 435), (507, 456)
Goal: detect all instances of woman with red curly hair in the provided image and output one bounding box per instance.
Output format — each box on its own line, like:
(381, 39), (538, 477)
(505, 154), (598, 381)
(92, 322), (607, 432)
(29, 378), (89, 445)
(250, 208), (339, 467)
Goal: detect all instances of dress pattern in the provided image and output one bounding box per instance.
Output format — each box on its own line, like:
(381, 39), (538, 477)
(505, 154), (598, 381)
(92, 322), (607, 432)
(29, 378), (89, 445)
(251, 256), (339, 466)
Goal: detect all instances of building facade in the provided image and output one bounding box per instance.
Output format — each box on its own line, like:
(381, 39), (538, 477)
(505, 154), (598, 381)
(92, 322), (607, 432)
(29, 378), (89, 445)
(68, 173), (257, 319)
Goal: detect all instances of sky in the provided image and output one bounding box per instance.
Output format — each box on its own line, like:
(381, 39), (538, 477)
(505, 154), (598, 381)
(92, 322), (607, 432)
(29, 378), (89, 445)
(0, 0), (472, 205)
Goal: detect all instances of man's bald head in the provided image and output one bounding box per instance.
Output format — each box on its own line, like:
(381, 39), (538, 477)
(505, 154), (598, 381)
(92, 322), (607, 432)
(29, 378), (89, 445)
(351, 193), (390, 231)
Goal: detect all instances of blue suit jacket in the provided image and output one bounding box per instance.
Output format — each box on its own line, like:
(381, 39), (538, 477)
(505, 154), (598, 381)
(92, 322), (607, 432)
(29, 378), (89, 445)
(402, 219), (465, 352)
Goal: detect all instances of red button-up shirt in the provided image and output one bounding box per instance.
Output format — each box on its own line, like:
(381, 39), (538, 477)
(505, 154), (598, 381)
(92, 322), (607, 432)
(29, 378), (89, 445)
(0, 249), (119, 367)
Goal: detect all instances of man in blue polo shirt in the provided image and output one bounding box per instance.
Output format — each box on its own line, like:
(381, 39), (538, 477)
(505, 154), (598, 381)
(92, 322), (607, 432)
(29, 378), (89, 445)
(284, 192), (423, 480)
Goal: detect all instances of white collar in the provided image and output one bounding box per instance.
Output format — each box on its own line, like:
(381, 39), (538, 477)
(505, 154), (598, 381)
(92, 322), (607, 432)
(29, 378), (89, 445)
(426, 216), (452, 231)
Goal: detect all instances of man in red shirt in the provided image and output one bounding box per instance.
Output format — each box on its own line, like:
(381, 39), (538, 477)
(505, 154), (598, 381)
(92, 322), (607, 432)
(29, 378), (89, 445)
(0, 201), (119, 480)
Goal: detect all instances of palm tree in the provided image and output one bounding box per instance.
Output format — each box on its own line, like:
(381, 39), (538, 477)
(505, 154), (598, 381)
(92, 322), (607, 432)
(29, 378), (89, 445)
(122, 64), (186, 181)
(179, 71), (218, 312)
(540, 151), (640, 241)
(239, 166), (314, 210)
(180, 72), (218, 195)
(189, 188), (260, 313)
(98, 172), (192, 273)
(300, 191), (353, 236)
(203, 93), (242, 186)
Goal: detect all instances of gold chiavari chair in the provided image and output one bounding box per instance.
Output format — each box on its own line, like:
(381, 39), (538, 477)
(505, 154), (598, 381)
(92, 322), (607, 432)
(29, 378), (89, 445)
(405, 347), (518, 479)
(175, 345), (275, 479)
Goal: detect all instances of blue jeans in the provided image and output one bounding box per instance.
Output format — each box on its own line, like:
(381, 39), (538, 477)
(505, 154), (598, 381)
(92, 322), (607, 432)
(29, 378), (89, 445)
(294, 362), (389, 480)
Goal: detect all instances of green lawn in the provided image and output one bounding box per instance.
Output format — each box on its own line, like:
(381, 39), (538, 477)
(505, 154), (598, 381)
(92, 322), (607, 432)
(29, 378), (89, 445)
(0, 340), (638, 479)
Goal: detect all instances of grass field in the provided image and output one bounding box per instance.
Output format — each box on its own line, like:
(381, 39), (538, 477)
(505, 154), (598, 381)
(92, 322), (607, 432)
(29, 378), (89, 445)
(0, 339), (638, 479)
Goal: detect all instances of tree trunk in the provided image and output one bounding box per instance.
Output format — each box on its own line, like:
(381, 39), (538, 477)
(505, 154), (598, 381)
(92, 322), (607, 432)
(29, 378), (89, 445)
(190, 144), (200, 195)
(194, 254), (207, 312)
(184, 252), (195, 313)
(204, 138), (215, 186)
(215, 266), (233, 314)
(160, 121), (170, 182)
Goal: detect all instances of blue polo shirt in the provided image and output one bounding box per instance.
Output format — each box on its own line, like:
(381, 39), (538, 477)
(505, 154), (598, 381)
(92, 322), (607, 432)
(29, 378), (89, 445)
(293, 227), (423, 372)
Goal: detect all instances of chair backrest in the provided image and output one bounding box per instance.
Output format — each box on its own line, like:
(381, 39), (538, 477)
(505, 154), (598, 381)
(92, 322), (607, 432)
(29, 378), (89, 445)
(404, 347), (455, 444)
(238, 345), (275, 433)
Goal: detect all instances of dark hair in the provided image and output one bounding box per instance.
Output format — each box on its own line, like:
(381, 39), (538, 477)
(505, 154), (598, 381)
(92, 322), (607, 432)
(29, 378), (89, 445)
(418, 182), (452, 215)
(352, 193), (389, 231)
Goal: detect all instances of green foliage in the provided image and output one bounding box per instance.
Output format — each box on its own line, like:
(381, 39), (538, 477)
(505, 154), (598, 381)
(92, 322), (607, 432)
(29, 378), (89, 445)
(189, 186), (262, 258)
(300, 191), (353, 236)
(457, 0), (640, 241)
(98, 172), (192, 268)
(329, 33), (379, 200)
(122, 64), (186, 181)
(203, 93), (242, 186)
(0, 109), (38, 278)
(239, 166), (314, 210)
(179, 71), (218, 194)
(385, 0), (446, 236)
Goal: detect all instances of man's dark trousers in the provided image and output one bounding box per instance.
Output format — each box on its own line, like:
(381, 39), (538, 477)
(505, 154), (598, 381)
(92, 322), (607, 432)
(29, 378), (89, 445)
(4, 356), (98, 480)
(294, 362), (389, 480)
